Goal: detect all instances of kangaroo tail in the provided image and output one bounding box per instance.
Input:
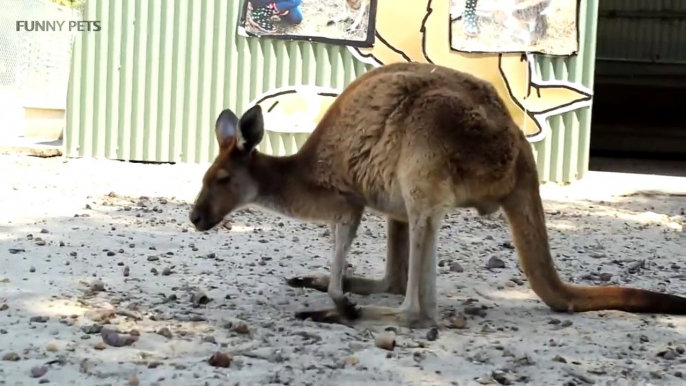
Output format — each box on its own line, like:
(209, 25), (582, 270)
(499, 140), (686, 315)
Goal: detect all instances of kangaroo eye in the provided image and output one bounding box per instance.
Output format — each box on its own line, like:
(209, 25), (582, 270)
(217, 175), (232, 184)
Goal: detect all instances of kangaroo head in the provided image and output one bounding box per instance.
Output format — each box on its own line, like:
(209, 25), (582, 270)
(189, 105), (265, 231)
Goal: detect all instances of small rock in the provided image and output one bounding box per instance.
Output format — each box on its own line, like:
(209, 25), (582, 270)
(30, 365), (48, 378)
(35, 238), (46, 246)
(202, 335), (217, 344)
(162, 266), (174, 276)
(123, 266), (130, 277)
(599, 273), (612, 282)
(30, 266), (36, 273)
(208, 352), (233, 368)
(147, 256), (159, 262)
(658, 349), (677, 360)
(81, 324), (104, 334)
(487, 256), (506, 269)
(0, 304), (8, 311)
(426, 327), (439, 341)
(449, 263), (464, 273)
(101, 328), (138, 347)
(552, 355), (567, 363)
(94, 342), (107, 350)
(9, 248), (25, 254)
(89, 279), (106, 292)
(191, 291), (210, 306)
(344, 355), (359, 367)
(447, 314), (468, 329)
(492, 370), (512, 385)
(2, 352), (20, 361)
(464, 306), (487, 317)
(374, 332), (396, 351)
(127, 375), (140, 386)
(46, 343), (59, 352)
(561, 320), (573, 327)
(30, 316), (49, 323)
(233, 321), (249, 334)
(481, 324), (496, 333)
(676, 346), (685, 355)
(157, 327), (173, 339)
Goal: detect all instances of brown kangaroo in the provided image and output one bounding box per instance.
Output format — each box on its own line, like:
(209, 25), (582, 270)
(190, 62), (686, 328)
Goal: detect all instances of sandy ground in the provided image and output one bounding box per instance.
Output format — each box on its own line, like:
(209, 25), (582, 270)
(1, 153), (685, 385)
(450, 0), (578, 55)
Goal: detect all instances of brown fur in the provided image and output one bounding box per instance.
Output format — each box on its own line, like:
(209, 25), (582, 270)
(190, 62), (686, 328)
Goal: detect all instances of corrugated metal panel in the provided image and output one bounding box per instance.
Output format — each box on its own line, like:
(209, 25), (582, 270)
(65, 0), (371, 163)
(597, 0), (686, 64)
(65, 0), (599, 183)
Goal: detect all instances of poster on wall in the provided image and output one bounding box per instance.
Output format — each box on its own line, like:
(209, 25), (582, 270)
(449, 0), (579, 56)
(241, 0), (592, 145)
(236, 0), (377, 47)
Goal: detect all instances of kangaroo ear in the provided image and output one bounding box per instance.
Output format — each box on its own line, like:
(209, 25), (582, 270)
(236, 104), (264, 152)
(215, 108), (239, 148)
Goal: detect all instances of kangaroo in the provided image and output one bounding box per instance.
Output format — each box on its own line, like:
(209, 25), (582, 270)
(190, 62), (686, 328)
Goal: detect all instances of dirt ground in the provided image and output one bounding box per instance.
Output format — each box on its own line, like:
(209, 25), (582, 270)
(1, 153), (685, 385)
(241, 0), (371, 43)
(450, 0), (578, 55)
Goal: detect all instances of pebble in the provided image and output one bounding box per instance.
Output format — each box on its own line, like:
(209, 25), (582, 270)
(89, 279), (106, 292)
(486, 256), (506, 269)
(208, 352), (233, 368)
(127, 375), (140, 386)
(374, 332), (396, 351)
(426, 327), (439, 341)
(157, 327), (173, 339)
(30, 365), (48, 378)
(599, 273), (613, 282)
(0, 304), (8, 311)
(233, 321), (249, 334)
(101, 329), (138, 347)
(30, 316), (49, 323)
(492, 370), (512, 385)
(2, 352), (20, 361)
(449, 263), (464, 273)
(464, 306), (487, 317)
(191, 291), (211, 306)
(552, 355), (567, 363)
(30, 266), (36, 273)
(447, 314), (468, 329)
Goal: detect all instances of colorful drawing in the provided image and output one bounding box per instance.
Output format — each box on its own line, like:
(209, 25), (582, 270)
(450, 0), (579, 56)
(241, 0), (593, 143)
(237, 0), (377, 47)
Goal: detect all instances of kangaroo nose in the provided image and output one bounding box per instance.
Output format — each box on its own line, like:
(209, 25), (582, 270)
(189, 210), (201, 225)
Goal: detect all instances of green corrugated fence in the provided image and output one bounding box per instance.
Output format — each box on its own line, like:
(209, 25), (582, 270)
(64, 0), (599, 183)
